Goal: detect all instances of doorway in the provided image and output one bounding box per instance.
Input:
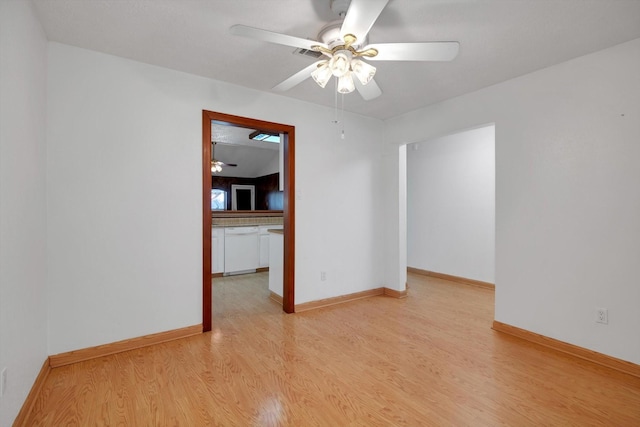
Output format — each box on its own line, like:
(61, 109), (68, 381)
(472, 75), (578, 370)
(405, 124), (495, 284)
(202, 111), (296, 332)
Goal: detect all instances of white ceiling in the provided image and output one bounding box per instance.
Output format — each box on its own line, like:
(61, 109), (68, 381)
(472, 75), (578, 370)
(211, 124), (280, 178)
(32, 0), (640, 120)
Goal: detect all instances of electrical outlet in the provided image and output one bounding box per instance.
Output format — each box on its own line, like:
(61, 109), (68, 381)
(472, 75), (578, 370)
(1, 367), (7, 397)
(596, 308), (608, 324)
(320, 271), (326, 281)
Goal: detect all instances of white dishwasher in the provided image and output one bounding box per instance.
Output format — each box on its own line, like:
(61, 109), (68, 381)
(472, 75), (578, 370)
(224, 226), (259, 274)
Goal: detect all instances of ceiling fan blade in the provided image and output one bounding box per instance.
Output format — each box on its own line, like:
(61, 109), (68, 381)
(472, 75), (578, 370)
(355, 78), (382, 101)
(230, 24), (327, 51)
(366, 42), (460, 62)
(341, 0), (389, 42)
(272, 61), (324, 92)
(212, 159), (238, 168)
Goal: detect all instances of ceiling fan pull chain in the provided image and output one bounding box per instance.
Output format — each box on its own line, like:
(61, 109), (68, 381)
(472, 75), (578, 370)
(332, 77), (340, 124)
(341, 93), (346, 139)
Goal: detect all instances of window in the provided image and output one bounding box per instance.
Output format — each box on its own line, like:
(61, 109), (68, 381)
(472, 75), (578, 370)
(211, 189), (226, 210)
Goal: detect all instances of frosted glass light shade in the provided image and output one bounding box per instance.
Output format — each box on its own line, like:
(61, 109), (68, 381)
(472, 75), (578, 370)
(351, 59), (376, 85)
(329, 51), (351, 77)
(337, 72), (355, 94)
(311, 61), (332, 88)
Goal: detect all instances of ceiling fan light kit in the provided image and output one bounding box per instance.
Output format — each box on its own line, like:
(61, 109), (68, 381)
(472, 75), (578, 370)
(311, 61), (333, 88)
(350, 59), (376, 85)
(229, 0), (459, 100)
(211, 162), (223, 173)
(337, 72), (355, 94)
(330, 50), (351, 75)
(310, 44), (377, 93)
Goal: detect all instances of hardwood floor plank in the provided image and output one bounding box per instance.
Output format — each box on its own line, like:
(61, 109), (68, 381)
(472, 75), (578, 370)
(25, 272), (640, 425)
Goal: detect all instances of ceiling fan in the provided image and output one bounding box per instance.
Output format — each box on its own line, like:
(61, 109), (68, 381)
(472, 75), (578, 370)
(230, 0), (459, 101)
(211, 141), (237, 173)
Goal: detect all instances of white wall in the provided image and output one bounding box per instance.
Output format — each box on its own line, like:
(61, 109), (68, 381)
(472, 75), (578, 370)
(407, 125), (495, 283)
(0, 1), (49, 424)
(46, 43), (387, 354)
(386, 38), (640, 364)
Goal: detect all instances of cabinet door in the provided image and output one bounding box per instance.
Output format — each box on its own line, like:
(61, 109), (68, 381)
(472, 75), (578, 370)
(212, 228), (225, 274)
(259, 234), (270, 267)
(212, 233), (219, 273)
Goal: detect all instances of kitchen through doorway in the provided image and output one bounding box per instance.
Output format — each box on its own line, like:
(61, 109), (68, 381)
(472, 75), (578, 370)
(202, 111), (296, 332)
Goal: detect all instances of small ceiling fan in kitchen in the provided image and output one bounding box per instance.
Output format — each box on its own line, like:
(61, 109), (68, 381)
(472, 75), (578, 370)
(211, 141), (237, 174)
(229, 0), (460, 100)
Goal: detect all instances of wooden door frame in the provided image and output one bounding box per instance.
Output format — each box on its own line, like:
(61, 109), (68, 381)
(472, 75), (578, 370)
(202, 111), (295, 331)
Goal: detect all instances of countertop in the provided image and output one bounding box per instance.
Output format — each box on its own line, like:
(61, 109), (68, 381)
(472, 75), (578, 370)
(212, 216), (283, 227)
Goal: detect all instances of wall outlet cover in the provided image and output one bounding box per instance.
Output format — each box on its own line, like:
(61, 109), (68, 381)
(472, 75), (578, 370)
(596, 308), (608, 324)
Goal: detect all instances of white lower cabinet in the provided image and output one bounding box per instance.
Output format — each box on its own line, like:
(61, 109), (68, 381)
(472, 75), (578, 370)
(259, 234), (270, 267)
(259, 225), (283, 268)
(211, 227), (225, 274)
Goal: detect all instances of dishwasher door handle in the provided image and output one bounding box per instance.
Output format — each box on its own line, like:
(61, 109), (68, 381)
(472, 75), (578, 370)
(225, 227), (259, 235)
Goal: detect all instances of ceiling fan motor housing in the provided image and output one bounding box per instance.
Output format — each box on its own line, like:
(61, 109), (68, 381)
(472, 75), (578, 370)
(318, 21), (367, 50)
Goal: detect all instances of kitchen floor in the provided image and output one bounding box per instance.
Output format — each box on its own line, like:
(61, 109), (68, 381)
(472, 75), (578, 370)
(212, 271), (279, 320)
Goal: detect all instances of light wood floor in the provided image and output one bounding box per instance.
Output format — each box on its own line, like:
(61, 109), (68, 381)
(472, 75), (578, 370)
(27, 272), (640, 425)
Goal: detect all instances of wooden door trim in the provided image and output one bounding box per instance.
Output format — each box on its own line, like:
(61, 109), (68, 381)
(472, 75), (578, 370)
(202, 111), (295, 331)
